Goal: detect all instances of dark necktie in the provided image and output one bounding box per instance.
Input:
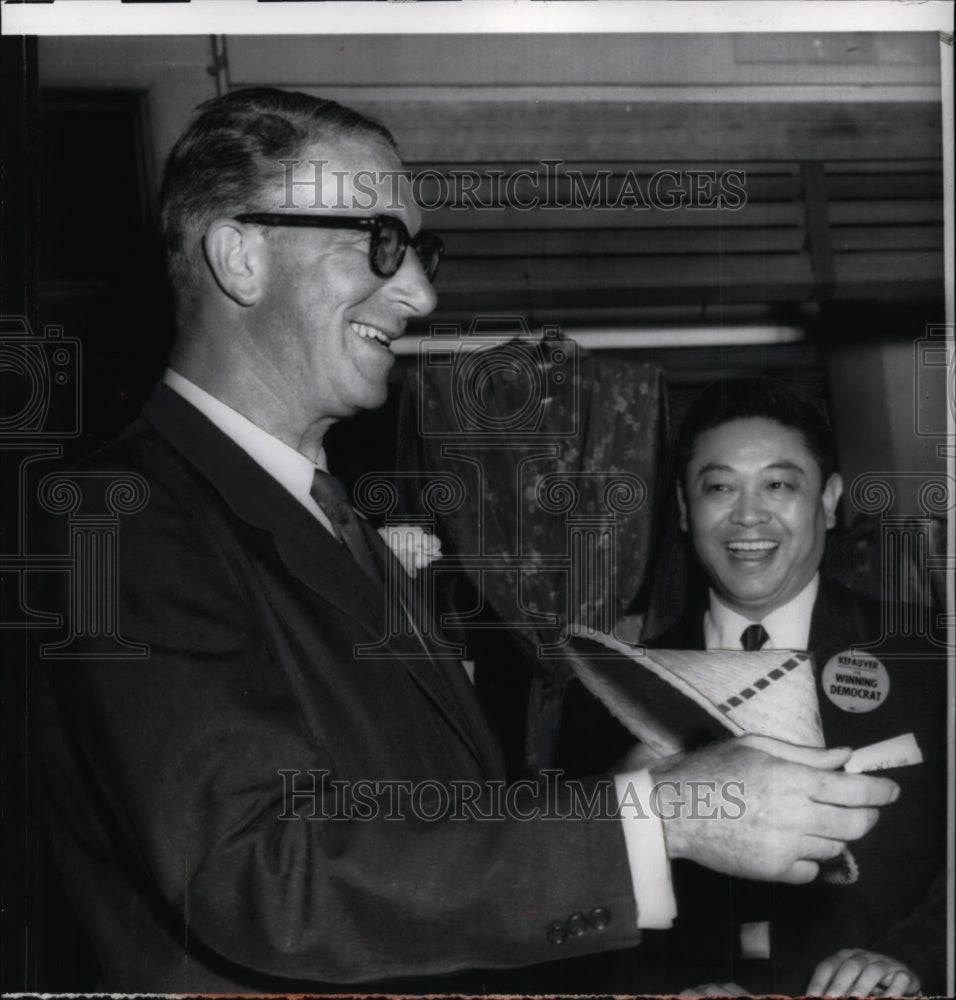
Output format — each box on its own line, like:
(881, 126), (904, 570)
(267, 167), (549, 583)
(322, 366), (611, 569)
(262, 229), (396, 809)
(309, 468), (381, 585)
(741, 623), (770, 651)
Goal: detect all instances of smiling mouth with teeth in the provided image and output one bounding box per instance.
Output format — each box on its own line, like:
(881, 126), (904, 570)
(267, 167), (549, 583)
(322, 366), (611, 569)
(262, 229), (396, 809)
(350, 321), (393, 349)
(726, 540), (778, 556)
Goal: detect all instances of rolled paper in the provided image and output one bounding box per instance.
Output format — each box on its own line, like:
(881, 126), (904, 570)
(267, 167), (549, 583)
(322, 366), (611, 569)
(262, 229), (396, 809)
(844, 732), (923, 773)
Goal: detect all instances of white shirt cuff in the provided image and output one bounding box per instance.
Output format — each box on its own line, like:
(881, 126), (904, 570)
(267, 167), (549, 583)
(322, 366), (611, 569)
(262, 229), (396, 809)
(614, 768), (678, 929)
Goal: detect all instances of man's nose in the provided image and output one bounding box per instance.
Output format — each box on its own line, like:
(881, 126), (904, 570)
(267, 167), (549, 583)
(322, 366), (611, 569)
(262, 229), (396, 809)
(389, 250), (438, 318)
(730, 488), (771, 525)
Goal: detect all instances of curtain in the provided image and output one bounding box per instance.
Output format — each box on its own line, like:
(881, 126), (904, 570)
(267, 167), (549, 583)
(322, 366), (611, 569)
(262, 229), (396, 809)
(396, 337), (667, 776)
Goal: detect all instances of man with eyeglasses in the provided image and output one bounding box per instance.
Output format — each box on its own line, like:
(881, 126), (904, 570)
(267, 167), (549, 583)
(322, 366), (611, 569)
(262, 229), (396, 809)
(40, 88), (901, 993)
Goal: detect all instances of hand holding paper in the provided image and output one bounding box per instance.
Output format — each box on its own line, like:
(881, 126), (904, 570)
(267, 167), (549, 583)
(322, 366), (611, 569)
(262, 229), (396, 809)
(648, 734), (899, 884)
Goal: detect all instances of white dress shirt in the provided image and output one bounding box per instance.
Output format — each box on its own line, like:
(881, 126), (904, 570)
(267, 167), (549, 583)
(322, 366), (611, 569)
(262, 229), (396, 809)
(614, 770), (678, 928)
(704, 575), (820, 651)
(164, 369), (336, 534)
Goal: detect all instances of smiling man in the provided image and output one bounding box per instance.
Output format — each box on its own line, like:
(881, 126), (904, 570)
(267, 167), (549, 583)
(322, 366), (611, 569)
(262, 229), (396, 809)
(39, 93), (905, 994)
(162, 115), (438, 453)
(675, 384), (843, 646)
(652, 378), (946, 996)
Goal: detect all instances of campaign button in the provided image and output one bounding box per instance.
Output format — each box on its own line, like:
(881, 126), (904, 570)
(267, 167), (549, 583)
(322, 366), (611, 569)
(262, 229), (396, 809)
(821, 650), (889, 714)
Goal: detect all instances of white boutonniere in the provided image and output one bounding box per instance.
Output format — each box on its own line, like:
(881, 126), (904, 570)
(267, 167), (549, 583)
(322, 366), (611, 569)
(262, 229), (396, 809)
(378, 524), (443, 577)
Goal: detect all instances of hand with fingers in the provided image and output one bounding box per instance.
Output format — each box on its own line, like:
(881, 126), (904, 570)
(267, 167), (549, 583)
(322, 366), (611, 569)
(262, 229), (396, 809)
(807, 948), (920, 996)
(649, 733), (900, 883)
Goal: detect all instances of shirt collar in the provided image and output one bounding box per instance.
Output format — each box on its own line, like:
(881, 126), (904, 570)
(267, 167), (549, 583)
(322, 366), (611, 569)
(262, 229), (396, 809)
(163, 369), (332, 530)
(704, 574), (820, 651)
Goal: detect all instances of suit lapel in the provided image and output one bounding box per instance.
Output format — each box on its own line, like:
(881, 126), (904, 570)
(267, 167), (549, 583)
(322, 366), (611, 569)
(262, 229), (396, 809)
(808, 578), (875, 667)
(143, 384), (495, 770)
(145, 384), (384, 632)
(361, 517), (501, 769)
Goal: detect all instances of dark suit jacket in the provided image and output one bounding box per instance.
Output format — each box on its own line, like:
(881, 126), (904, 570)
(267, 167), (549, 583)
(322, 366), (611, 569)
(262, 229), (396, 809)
(649, 578), (948, 995)
(40, 385), (642, 993)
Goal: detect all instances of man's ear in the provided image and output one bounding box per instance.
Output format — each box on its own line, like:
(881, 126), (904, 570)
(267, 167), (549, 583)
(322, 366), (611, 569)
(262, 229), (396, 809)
(822, 472), (843, 530)
(676, 480), (689, 532)
(203, 219), (265, 307)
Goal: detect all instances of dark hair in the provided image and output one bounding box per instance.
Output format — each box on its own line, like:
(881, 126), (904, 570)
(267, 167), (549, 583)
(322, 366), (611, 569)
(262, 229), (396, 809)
(158, 87), (398, 296)
(674, 378), (838, 486)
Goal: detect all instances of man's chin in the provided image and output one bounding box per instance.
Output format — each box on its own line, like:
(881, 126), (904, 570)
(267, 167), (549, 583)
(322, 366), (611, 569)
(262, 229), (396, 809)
(346, 380), (390, 414)
(714, 579), (786, 619)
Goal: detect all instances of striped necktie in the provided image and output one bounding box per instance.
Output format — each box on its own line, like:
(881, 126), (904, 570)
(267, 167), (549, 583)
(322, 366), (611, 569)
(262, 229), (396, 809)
(309, 469), (381, 585)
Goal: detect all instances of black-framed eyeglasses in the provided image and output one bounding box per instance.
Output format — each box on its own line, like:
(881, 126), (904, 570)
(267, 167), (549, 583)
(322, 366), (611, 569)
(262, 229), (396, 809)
(234, 212), (444, 282)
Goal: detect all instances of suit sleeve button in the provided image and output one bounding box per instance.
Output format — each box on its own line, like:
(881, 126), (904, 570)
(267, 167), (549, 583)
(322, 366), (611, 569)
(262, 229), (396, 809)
(546, 921), (568, 945)
(588, 907), (611, 931)
(567, 911), (588, 936)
